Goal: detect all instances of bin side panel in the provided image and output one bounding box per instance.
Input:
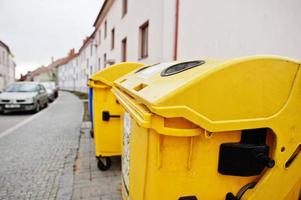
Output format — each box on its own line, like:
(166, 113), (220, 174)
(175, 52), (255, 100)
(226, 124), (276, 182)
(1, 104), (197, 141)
(93, 87), (122, 156)
(141, 129), (266, 199)
(126, 118), (148, 200)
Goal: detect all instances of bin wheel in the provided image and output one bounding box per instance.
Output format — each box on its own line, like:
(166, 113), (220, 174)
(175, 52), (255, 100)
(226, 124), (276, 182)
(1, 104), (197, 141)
(90, 129), (94, 138)
(97, 157), (111, 171)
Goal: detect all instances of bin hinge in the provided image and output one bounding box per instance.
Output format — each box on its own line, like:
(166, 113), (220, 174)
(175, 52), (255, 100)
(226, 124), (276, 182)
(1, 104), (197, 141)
(102, 111), (120, 121)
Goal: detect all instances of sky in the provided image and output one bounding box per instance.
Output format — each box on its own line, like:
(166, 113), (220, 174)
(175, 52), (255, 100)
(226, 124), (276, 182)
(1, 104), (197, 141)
(0, 0), (104, 79)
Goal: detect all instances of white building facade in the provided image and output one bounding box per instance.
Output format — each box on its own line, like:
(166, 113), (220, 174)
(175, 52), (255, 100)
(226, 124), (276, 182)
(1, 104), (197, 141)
(0, 40), (15, 91)
(77, 37), (95, 93)
(177, 0), (301, 60)
(58, 38), (97, 93)
(92, 0), (301, 73)
(92, 0), (176, 70)
(58, 58), (76, 91)
(57, 0), (301, 93)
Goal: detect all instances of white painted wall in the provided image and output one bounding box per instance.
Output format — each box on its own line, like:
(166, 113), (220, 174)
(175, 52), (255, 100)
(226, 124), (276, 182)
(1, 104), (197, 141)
(57, 0), (301, 94)
(93, 0), (175, 70)
(0, 44), (15, 91)
(58, 56), (80, 91)
(178, 0), (301, 60)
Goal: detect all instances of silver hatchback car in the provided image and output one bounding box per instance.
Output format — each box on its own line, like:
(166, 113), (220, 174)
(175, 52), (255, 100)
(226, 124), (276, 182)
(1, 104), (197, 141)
(0, 82), (49, 114)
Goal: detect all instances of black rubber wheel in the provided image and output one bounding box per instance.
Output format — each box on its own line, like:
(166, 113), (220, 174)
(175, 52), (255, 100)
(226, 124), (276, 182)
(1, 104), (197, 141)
(90, 129), (94, 138)
(97, 157), (111, 171)
(33, 102), (40, 113)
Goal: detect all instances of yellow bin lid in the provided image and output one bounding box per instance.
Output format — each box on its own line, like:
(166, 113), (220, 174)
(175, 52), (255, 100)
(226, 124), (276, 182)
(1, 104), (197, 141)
(113, 56), (300, 131)
(88, 62), (144, 87)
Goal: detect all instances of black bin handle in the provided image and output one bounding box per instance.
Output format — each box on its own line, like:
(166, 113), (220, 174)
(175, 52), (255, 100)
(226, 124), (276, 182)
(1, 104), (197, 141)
(102, 111), (120, 121)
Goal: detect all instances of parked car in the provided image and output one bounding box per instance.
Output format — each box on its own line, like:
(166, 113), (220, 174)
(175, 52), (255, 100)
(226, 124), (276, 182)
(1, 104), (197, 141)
(40, 82), (58, 102)
(0, 82), (48, 114)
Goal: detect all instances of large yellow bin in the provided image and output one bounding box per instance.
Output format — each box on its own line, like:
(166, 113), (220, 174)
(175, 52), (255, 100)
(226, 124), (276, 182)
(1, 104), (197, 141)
(112, 56), (301, 200)
(88, 62), (144, 171)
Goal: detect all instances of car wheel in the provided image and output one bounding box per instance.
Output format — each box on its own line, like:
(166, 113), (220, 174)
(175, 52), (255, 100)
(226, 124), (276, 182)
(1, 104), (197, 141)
(44, 101), (48, 108)
(33, 102), (40, 113)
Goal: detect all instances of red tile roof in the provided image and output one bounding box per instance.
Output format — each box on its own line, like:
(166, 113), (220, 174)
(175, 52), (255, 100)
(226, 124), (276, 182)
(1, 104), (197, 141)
(30, 49), (78, 77)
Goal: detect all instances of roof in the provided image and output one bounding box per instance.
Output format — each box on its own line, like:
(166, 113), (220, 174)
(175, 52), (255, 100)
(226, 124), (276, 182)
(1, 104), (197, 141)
(0, 40), (12, 55)
(93, 0), (109, 27)
(30, 52), (77, 77)
(78, 35), (94, 54)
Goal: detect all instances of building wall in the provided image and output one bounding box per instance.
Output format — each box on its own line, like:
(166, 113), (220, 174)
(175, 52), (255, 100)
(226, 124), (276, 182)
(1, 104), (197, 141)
(0, 44), (15, 91)
(93, 0), (175, 71)
(178, 0), (301, 60)
(78, 41), (93, 93)
(59, 58), (78, 91)
(33, 72), (50, 82)
(57, 0), (301, 94)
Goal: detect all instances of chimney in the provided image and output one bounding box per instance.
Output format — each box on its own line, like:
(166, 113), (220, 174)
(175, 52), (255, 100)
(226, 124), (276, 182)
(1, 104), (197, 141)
(51, 56), (54, 63)
(68, 48), (75, 57)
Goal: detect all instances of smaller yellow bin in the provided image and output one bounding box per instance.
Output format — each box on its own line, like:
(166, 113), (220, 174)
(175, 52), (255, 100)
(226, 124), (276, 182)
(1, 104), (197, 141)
(112, 56), (301, 200)
(88, 62), (144, 171)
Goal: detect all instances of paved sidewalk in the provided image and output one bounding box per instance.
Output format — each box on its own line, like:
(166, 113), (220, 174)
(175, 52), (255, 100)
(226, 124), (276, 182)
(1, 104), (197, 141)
(72, 122), (122, 200)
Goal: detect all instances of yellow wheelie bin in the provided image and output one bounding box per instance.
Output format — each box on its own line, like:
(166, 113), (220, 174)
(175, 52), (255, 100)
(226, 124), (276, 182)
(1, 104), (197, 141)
(112, 56), (301, 200)
(88, 62), (144, 171)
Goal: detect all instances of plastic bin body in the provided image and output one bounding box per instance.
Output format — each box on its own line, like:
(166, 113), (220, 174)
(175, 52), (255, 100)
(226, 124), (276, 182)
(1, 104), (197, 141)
(89, 62), (144, 158)
(112, 56), (301, 200)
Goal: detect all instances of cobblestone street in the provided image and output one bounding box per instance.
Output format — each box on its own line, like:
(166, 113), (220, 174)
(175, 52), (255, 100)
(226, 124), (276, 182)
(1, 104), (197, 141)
(0, 92), (122, 200)
(0, 92), (83, 200)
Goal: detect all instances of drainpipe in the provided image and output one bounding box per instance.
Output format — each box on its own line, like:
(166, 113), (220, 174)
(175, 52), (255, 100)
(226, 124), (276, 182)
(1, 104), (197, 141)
(173, 0), (180, 61)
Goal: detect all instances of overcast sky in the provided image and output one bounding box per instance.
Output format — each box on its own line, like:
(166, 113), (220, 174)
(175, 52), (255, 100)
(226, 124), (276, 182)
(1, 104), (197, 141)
(0, 0), (104, 78)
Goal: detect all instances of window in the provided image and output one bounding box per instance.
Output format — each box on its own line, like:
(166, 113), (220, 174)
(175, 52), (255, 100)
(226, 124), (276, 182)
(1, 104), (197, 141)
(139, 21), (149, 59)
(98, 30), (101, 45)
(90, 43), (93, 56)
(104, 21), (107, 38)
(121, 38), (127, 62)
(2, 51), (5, 65)
(104, 53), (107, 68)
(122, 0), (127, 17)
(111, 28), (115, 50)
(98, 57), (101, 70)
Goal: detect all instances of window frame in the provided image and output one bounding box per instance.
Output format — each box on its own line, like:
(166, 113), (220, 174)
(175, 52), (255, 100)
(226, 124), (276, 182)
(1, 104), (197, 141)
(139, 21), (149, 59)
(103, 53), (107, 68)
(121, 37), (127, 62)
(111, 28), (115, 50)
(122, 0), (128, 17)
(98, 29), (101, 45)
(104, 21), (107, 38)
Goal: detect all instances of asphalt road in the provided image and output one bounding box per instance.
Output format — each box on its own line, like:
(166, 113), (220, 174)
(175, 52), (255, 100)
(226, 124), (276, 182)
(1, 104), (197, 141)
(0, 92), (83, 200)
(0, 111), (33, 133)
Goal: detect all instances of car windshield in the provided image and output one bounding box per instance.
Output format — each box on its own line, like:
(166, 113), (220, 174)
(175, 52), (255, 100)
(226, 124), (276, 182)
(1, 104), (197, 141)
(5, 83), (38, 92)
(41, 82), (55, 90)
